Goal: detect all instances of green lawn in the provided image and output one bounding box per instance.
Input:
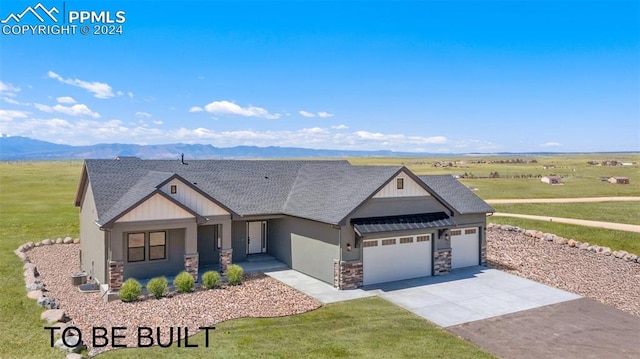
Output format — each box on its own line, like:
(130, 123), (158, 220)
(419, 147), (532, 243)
(492, 202), (640, 226)
(488, 217), (640, 254)
(98, 297), (495, 359)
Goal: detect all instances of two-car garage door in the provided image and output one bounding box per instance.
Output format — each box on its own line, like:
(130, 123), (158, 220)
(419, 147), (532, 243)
(363, 234), (432, 285)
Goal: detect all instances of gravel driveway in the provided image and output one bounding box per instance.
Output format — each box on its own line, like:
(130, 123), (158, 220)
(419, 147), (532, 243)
(487, 227), (640, 316)
(27, 244), (321, 356)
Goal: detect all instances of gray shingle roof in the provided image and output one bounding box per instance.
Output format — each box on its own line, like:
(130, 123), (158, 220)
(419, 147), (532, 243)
(418, 175), (494, 214)
(82, 159), (493, 227)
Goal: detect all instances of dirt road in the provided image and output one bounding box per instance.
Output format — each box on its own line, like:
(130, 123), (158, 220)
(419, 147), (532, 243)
(492, 212), (640, 233)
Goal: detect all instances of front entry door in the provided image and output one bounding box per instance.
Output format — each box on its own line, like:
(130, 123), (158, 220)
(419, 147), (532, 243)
(247, 221), (267, 254)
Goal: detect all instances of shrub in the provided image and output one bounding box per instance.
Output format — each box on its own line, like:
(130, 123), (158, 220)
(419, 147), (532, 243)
(226, 264), (244, 285)
(146, 276), (168, 299)
(119, 278), (142, 302)
(202, 270), (221, 289)
(173, 271), (195, 293)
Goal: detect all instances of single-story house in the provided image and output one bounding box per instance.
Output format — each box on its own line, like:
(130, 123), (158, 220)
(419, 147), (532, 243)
(541, 176), (562, 185)
(608, 177), (630, 184)
(74, 159), (494, 295)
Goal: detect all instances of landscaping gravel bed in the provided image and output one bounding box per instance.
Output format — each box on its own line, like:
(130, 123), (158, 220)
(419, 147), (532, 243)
(28, 244), (321, 355)
(487, 227), (640, 317)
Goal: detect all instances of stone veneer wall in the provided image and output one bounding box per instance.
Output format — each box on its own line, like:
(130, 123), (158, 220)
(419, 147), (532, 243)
(333, 260), (363, 289)
(108, 260), (124, 290)
(219, 249), (232, 273)
(184, 253), (199, 281)
(433, 249), (452, 276)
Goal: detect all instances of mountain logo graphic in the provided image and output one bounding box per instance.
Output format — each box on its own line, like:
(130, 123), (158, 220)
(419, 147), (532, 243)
(1, 3), (59, 24)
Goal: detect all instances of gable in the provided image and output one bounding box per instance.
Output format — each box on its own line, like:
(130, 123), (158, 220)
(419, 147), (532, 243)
(116, 193), (196, 223)
(159, 178), (229, 216)
(373, 172), (431, 198)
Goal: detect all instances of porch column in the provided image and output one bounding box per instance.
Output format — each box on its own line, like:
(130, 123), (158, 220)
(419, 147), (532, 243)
(219, 219), (233, 273)
(434, 249), (452, 275)
(184, 221), (199, 281)
(108, 260), (124, 291)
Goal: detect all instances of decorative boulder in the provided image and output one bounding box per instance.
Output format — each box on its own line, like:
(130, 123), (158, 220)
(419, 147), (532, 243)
(73, 238), (80, 244)
(37, 297), (58, 309)
(63, 237), (73, 244)
(27, 290), (44, 300)
(26, 281), (44, 291)
(42, 239), (53, 245)
(55, 238), (63, 244)
(41, 309), (67, 323)
(55, 335), (83, 353)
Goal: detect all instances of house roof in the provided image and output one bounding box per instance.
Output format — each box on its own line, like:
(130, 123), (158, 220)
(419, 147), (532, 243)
(418, 175), (495, 214)
(79, 159), (493, 227)
(351, 212), (454, 235)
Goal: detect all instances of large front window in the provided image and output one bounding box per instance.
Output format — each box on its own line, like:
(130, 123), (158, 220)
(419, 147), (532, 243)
(149, 231), (166, 260)
(127, 231), (167, 262)
(127, 233), (145, 262)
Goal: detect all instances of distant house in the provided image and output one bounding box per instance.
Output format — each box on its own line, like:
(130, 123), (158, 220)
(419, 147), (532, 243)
(543, 165), (555, 170)
(541, 176), (562, 185)
(608, 177), (630, 184)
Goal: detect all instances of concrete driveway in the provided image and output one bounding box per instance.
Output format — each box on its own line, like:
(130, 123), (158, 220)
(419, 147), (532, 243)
(266, 266), (581, 327)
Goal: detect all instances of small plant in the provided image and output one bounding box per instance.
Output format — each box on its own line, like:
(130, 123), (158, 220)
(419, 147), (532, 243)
(119, 278), (142, 302)
(226, 264), (244, 285)
(173, 271), (195, 293)
(146, 276), (168, 299)
(202, 270), (221, 289)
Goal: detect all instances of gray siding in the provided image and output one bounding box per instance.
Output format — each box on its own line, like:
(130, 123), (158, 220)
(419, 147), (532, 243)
(79, 183), (107, 283)
(453, 213), (487, 226)
(197, 225), (219, 265)
(350, 197), (450, 219)
(269, 216), (339, 284)
(123, 228), (185, 280)
(232, 221), (247, 262)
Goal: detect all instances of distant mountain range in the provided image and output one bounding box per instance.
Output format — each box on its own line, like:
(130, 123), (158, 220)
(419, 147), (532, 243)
(0, 136), (635, 160)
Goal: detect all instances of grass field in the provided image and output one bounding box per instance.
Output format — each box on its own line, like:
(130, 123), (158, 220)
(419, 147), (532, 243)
(350, 153), (640, 199)
(492, 202), (640, 226)
(99, 297), (494, 359)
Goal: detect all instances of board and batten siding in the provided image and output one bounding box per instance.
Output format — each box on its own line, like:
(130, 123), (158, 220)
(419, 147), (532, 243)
(373, 173), (430, 198)
(116, 193), (194, 223)
(160, 179), (229, 216)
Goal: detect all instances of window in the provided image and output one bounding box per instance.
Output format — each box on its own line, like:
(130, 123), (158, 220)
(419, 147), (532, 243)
(382, 238), (396, 246)
(416, 235), (430, 242)
(397, 178), (404, 190)
(363, 240), (378, 247)
(400, 237), (413, 244)
(149, 231), (166, 260)
(170, 185), (177, 194)
(450, 230), (462, 236)
(127, 233), (145, 262)
(465, 228), (477, 235)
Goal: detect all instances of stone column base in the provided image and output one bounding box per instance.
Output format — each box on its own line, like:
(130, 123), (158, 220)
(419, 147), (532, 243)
(434, 249), (452, 276)
(184, 253), (199, 281)
(333, 260), (363, 290)
(219, 249), (232, 274)
(108, 260), (124, 291)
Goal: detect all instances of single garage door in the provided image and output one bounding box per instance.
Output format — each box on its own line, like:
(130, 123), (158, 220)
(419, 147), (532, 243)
(451, 227), (480, 269)
(363, 234), (432, 285)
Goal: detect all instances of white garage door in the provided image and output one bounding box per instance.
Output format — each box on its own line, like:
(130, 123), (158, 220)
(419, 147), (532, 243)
(363, 234), (432, 285)
(451, 227), (480, 269)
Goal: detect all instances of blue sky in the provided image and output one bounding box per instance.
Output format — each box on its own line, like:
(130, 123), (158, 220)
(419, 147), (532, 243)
(1, 0), (638, 153)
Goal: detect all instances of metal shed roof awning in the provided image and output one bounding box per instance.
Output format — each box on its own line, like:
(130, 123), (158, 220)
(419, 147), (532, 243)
(351, 212), (454, 236)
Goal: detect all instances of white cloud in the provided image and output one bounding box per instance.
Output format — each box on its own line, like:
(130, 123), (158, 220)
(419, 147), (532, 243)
(203, 100), (281, 119)
(189, 106), (204, 113)
(56, 96), (76, 104)
(0, 109), (28, 121)
(540, 142), (562, 147)
(317, 111), (334, 118)
(354, 131), (447, 145)
(0, 81), (20, 96)
(128, 92), (134, 99)
(34, 103), (100, 118)
(152, 120), (164, 125)
(135, 111), (152, 118)
(47, 71), (115, 99)
(331, 124), (348, 130)
(2, 97), (22, 105)
(299, 110), (315, 118)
